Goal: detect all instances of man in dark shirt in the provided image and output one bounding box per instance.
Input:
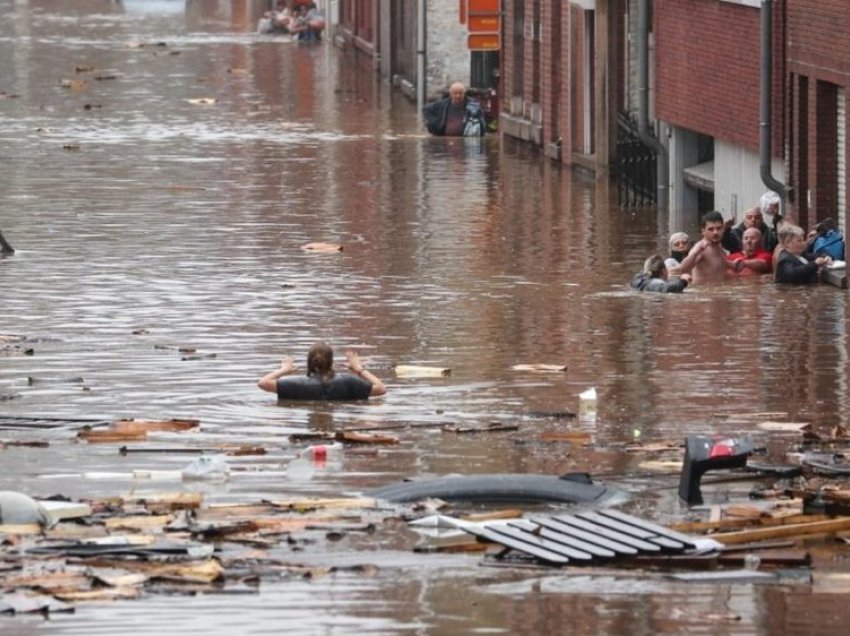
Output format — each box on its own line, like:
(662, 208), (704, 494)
(423, 82), (486, 137)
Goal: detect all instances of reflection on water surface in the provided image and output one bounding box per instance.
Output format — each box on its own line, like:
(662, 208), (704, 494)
(1, 2), (849, 634)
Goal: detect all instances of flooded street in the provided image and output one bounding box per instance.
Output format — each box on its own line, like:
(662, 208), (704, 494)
(2, 1), (850, 634)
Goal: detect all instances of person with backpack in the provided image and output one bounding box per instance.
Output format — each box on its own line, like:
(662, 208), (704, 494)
(423, 82), (486, 137)
(806, 217), (845, 261)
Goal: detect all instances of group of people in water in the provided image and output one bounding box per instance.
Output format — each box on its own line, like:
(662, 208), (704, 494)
(257, 0), (326, 41)
(262, 194), (846, 403)
(631, 191), (846, 293)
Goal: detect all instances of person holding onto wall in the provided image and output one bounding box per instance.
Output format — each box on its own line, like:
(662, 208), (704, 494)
(774, 224), (832, 284)
(806, 217), (845, 261)
(258, 342), (386, 401)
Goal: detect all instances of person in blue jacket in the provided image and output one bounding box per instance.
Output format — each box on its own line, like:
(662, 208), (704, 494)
(807, 217), (845, 261)
(423, 82), (486, 137)
(258, 342), (386, 401)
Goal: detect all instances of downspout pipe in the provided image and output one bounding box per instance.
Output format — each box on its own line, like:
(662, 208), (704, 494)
(637, 0), (668, 211)
(759, 0), (787, 201)
(416, 0), (426, 114)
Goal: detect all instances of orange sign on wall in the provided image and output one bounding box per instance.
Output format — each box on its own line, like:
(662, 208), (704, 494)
(466, 0), (500, 49)
(468, 15), (500, 32)
(468, 0), (501, 14)
(467, 33), (501, 51)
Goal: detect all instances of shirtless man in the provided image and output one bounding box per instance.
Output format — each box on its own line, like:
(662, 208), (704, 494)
(677, 211), (729, 283)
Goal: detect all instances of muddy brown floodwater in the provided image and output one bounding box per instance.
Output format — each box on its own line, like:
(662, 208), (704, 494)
(2, 1), (850, 634)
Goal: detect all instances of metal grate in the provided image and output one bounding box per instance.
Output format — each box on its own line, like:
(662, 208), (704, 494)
(465, 509), (695, 565)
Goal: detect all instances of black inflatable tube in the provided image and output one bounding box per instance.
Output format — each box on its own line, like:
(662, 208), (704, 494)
(366, 474), (626, 505)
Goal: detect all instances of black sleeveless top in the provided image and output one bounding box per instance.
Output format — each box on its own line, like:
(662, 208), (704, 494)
(275, 374), (372, 401)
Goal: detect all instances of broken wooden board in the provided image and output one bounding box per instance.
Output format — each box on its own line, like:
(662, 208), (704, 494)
(670, 512), (823, 535)
(394, 365), (451, 378)
(300, 242), (342, 252)
(724, 412), (789, 424)
(756, 421), (811, 432)
(2, 570), (91, 594)
(112, 418), (199, 433)
(710, 517), (850, 545)
(336, 431), (400, 445)
(442, 423), (519, 434)
(131, 492), (204, 511)
(267, 497), (377, 512)
(539, 430), (593, 444)
(80, 558), (223, 583)
(103, 515), (174, 531)
(54, 587), (143, 602)
(0, 523), (42, 535)
(509, 364), (568, 373)
(636, 460), (682, 473)
(78, 428), (147, 443)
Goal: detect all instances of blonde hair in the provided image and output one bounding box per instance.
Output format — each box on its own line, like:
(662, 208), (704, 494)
(778, 224), (804, 245)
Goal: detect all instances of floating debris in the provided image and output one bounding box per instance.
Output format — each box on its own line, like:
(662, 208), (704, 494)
(185, 97), (217, 106)
(510, 363), (568, 373)
(301, 242), (343, 253)
(59, 78), (87, 91)
(394, 365), (451, 378)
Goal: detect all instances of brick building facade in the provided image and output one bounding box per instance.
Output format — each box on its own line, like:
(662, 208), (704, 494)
(334, 1), (471, 101)
(786, 0), (849, 231)
(500, 0), (624, 172)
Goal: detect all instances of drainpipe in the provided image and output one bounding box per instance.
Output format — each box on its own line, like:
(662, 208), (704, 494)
(416, 0), (427, 113)
(759, 0), (787, 201)
(637, 0), (668, 211)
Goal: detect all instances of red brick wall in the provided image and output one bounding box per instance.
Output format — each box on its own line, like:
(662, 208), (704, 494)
(654, 0), (782, 152)
(522, 0), (536, 115)
(787, 0), (850, 85)
(570, 5), (586, 154)
(787, 0), (850, 226)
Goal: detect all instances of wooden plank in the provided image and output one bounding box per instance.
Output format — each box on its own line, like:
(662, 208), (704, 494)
(576, 511), (686, 550)
(553, 515), (662, 553)
(669, 513), (830, 534)
(0, 523), (42, 535)
(532, 517), (639, 556)
(597, 509), (697, 549)
(711, 517), (850, 545)
(268, 497), (377, 512)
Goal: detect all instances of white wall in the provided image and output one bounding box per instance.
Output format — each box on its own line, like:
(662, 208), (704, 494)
(426, 0), (470, 96)
(714, 139), (785, 223)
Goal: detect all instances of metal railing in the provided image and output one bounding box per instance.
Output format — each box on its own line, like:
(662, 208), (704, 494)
(615, 110), (657, 207)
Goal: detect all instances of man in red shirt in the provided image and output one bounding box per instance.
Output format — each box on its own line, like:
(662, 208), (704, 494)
(727, 227), (773, 275)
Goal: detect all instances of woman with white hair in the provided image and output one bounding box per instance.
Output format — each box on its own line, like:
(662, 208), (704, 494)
(664, 232), (689, 273)
(774, 224), (831, 284)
